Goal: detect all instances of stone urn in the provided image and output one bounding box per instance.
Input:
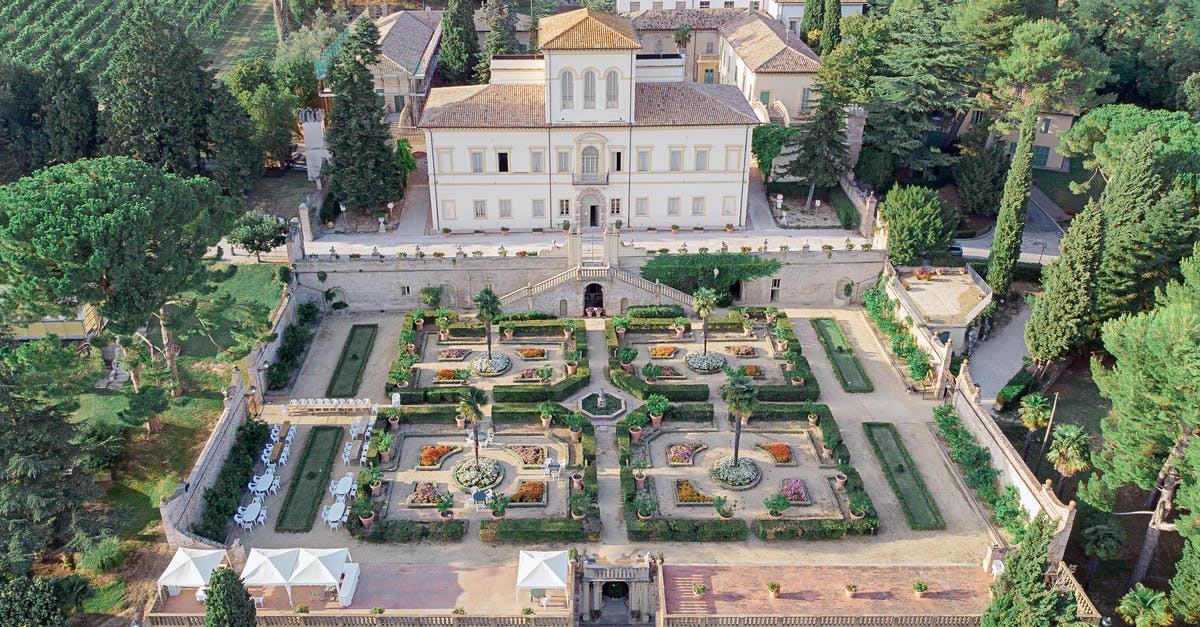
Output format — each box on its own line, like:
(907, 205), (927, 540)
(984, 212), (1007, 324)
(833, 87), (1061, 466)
(455, 414), (467, 429)
(359, 510), (376, 530)
(628, 426), (643, 442)
(415, 318), (424, 330)
(835, 472), (847, 489)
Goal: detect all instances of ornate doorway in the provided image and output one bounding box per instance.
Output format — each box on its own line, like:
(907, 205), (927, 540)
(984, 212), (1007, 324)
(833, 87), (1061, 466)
(584, 283), (604, 311)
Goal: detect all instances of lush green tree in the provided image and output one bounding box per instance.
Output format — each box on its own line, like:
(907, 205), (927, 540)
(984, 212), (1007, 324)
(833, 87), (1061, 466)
(0, 59), (46, 182)
(205, 567), (256, 627)
(985, 104), (1037, 299)
(475, 0), (521, 82)
(75, 421), (128, 481)
(880, 185), (952, 264)
(673, 25), (692, 50)
(245, 84), (298, 168)
(0, 576), (69, 626)
(693, 288), (717, 356)
(0, 335), (83, 399)
(1184, 72), (1200, 118)
(326, 19), (403, 213)
(820, 0), (841, 55)
(1080, 518), (1125, 589)
(1170, 538), (1200, 624)
(952, 146), (1008, 217)
(473, 288), (503, 360)
(751, 123), (795, 178)
(273, 10), (346, 108)
(395, 139), (418, 189)
(1059, 105), (1200, 181)
(440, 0), (482, 84)
(1025, 201), (1104, 363)
(798, 0), (825, 47)
(1046, 423), (1091, 496)
(640, 253), (782, 306)
(995, 19), (1110, 115)
(207, 85), (265, 195)
(226, 56), (275, 102)
(982, 513), (1078, 626)
(229, 211), (287, 261)
(457, 387), (488, 465)
(1118, 584), (1174, 627)
(38, 58), (96, 164)
(100, 3), (212, 175)
(51, 574), (93, 613)
(782, 87), (849, 210)
(1017, 391), (1050, 459)
(720, 367), (758, 464)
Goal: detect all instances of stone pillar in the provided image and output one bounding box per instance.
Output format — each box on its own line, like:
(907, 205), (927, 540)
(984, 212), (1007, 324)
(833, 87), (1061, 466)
(567, 232), (582, 267)
(299, 109), (330, 182)
(288, 217), (307, 262)
(932, 338), (952, 399)
(844, 104), (867, 167)
(603, 227), (620, 266)
(591, 581), (602, 618)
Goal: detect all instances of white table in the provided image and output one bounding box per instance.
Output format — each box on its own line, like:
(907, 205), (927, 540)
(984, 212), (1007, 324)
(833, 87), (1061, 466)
(333, 475), (354, 498)
(326, 501), (346, 525)
(250, 471), (275, 494)
(243, 500), (262, 524)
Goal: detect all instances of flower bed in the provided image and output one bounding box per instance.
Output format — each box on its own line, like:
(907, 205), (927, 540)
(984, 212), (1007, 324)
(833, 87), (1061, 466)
(509, 481), (547, 505)
(726, 345), (756, 357)
(452, 458), (504, 490)
(781, 478), (811, 505)
(758, 442), (794, 465)
(418, 445), (459, 469)
(685, 352), (727, 373)
(742, 365), (765, 378)
(667, 443), (707, 466)
(517, 348), (547, 360)
(658, 365), (686, 380)
(407, 482), (447, 507)
(438, 348), (471, 361)
(506, 444), (546, 467)
(710, 456), (762, 489)
(675, 479), (714, 505)
(649, 346), (679, 359)
(515, 368), (541, 383)
(435, 369), (467, 384)
(469, 354), (511, 376)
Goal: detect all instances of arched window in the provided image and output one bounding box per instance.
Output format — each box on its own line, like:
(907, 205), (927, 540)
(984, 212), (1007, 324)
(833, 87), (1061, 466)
(581, 146), (599, 176)
(561, 71), (574, 108)
(605, 70), (619, 108)
(583, 71), (596, 108)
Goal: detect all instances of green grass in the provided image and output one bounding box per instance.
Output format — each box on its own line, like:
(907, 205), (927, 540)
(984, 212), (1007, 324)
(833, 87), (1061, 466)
(82, 580), (127, 615)
(275, 426), (344, 533)
(863, 422), (945, 530)
(829, 187), (859, 229)
(1033, 159), (1104, 215)
(326, 324), (379, 397)
(811, 318), (874, 392)
(210, 0), (279, 72)
(183, 262), (285, 309)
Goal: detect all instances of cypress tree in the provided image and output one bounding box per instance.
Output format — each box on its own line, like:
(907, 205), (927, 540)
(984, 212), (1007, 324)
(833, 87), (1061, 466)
(982, 513), (1078, 626)
(326, 18), (403, 212)
(207, 85), (264, 195)
(441, 0), (482, 84)
(475, 0), (520, 83)
(1024, 200), (1104, 364)
(952, 146), (1009, 217)
(1171, 539), (1200, 624)
(798, 0), (825, 46)
(0, 60), (47, 182)
(205, 567), (256, 627)
(880, 185), (952, 265)
(38, 58), (96, 164)
(985, 104), (1036, 299)
(821, 0), (841, 55)
(783, 85), (848, 210)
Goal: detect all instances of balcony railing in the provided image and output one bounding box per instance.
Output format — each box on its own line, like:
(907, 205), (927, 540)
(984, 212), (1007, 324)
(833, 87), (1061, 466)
(572, 172), (609, 185)
(698, 53), (719, 62)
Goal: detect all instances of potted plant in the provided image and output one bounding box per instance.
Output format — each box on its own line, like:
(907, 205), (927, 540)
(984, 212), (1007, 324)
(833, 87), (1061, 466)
(383, 408), (401, 431)
(563, 350), (580, 376)
(742, 317), (754, 337)
(613, 219), (622, 233)
(436, 315), (452, 341)
(372, 432), (395, 463)
(726, 223), (735, 233)
(536, 366), (554, 384)
(766, 581), (781, 599)
(913, 580), (928, 599)
(626, 412), (648, 442)
(500, 226), (510, 236)
(371, 608), (385, 615)
(670, 224), (680, 234)
(644, 394), (669, 426)
(835, 471), (848, 489)
(562, 319), (578, 339)
(500, 322), (515, 340)
(562, 220), (571, 235)
(672, 317), (688, 338)
(616, 347), (638, 372)
(570, 468), (584, 490)
(693, 583), (706, 597)
(455, 412), (467, 429)
(764, 306), (780, 323)
(437, 493), (454, 520)
(844, 583), (858, 599)
(641, 362), (663, 383)
(563, 411), (586, 442)
(569, 493), (587, 521)
(352, 495), (376, 529)
(631, 459), (648, 488)
(538, 402), (557, 428)
(764, 493), (790, 519)
(791, 371), (806, 387)
(635, 497), (658, 520)
(360, 467), (383, 497)
(414, 316), (425, 330)
(612, 314), (631, 337)
(295, 604), (309, 614)
(712, 496), (735, 519)
(489, 494), (510, 520)
(441, 227), (452, 238)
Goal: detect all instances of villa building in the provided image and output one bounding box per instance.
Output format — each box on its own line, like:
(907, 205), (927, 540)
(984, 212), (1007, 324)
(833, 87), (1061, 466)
(420, 8), (761, 234)
(617, 0), (868, 35)
(953, 108), (1077, 171)
(718, 10), (820, 124)
(626, 9), (748, 82)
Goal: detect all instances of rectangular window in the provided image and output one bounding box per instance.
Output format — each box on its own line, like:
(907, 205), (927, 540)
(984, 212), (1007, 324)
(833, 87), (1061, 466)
(676, 1), (685, 7)
(695, 149), (708, 171)
(800, 88), (811, 113)
(557, 150), (570, 173)
(532, 199), (545, 218)
(652, 1), (663, 8)
(436, 149), (452, 174)
(635, 197), (648, 216)
(705, 41), (714, 54)
(559, 199), (571, 216)
(499, 199), (512, 218)
(692, 197), (705, 215)
(698, 0), (709, 7)
(400, 286), (411, 296)
(611, 151), (623, 172)
(667, 197), (680, 216)
(722, 196), (736, 216)
(724, 1), (734, 8)
(725, 147), (741, 171)
(971, 110), (985, 124)
(441, 200), (456, 219)
(788, 18), (801, 34)
(531, 150), (544, 173)
(1032, 145), (1050, 168)
(497, 151), (509, 173)
(759, 90), (770, 105)
(669, 149), (682, 172)
(629, 1), (640, 9)
(750, 0), (759, 8)
(473, 200), (486, 218)
(470, 151), (484, 173)
(609, 198), (621, 215)
(637, 149), (650, 172)
(1040, 118), (1052, 133)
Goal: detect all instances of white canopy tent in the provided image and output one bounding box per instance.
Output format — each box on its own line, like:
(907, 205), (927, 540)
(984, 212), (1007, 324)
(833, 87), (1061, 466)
(157, 548), (227, 598)
(241, 548), (357, 607)
(242, 548), (301, 605)
(515, 550), (570, 607)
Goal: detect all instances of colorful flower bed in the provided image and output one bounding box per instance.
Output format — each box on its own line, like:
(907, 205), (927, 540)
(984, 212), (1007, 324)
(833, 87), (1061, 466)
(758, 442), (792, 464)
(659, 365), (685, 378)
(517, 348), (546, 359)
(435, 369), (463, 382)
(726, 345), (756, 356)
(510, 481), (545, 503)
(409, 482), (443, 504)
(685, 352), (727, 372)
(469, 354), (511, 375)
(420, 445), (457, 467)
(667, 443), (705, 465)
(453, 458), (504, 489)
(781, 478), (809, 503)
(676, 479), (713, 503)
(507, 445), (546, 466)
(710, 456), (761, 487)
(743, 365), (764, 377)
(517, 368), (539, 380)
(650, 346), (678, 358)
(438, 348), (470, 361)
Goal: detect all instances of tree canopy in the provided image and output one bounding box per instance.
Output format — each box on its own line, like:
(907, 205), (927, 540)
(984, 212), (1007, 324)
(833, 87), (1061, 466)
(1024, 200), (1104, 363)
(982, 513), (1078, 626)
(879, 185), (952, 265)
(641, 253), (782, 305)
(440, 0), (482, 84)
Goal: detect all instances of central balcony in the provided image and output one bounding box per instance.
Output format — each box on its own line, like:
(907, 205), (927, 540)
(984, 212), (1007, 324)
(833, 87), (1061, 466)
(572, 172), (609, 186)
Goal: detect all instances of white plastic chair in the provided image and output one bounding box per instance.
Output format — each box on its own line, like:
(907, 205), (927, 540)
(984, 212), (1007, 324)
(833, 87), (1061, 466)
(321, 505), (331, 521)
(329, 519), (341, 531)
(278, 453), (289, 467)
(270, 477), (281, 495)
(253, 596), (265, 608)
(328, 480), (338, 495)
(341, 450), (351, 465)
(256, 509), (268, 526)
(260, 452), (271, 465)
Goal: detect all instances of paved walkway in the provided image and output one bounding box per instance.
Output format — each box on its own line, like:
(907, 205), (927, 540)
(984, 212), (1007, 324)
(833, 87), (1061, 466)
(955, 198), (1063, 263)
(966, 302), (1032, 401)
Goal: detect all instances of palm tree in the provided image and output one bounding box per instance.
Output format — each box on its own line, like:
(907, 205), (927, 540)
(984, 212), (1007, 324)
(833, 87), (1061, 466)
(473, 287), (503, 359)
(1046, 424), (1091, 496)
(1117, 583), (1174, 627)
(673, 24), (692, 50)
(721, 368), (758, 464)
(457, 387), (488, 465)
(1018, 392), (1051, 460)
(693, 287), (717, 355)
(1081, 521), (1124, 589)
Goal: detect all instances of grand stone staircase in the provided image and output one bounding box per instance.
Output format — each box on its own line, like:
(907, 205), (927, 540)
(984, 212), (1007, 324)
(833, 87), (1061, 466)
(499, 265), (693, 309)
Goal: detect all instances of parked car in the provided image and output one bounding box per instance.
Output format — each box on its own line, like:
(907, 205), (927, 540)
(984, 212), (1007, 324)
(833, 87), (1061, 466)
(948, 244), (963, 257)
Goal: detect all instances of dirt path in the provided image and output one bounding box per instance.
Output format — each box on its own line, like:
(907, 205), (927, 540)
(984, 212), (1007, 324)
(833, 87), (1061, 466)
(210, 0), (276, 75)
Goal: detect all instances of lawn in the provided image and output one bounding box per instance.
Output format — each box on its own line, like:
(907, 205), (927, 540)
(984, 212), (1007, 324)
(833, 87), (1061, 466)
(275, 426), (344, 533)
(243, 170), (316, 220)
(811, 318), (874, 392)
(863, 422), (945, 530)
(829, 187), (859, 229)
(82, 580), (127, 615)
(326, 324), (379, 398)
(1033, 159), (1104, 216)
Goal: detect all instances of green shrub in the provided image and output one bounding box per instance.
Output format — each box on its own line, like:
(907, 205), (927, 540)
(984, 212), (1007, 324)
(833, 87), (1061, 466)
(363, 520), (466, 543)
(932, 403), (1026, 539)
(480, 518), (589, 543)
(626, 517), (748, 541)
(756, 518), (850, 540)
(80, 538), (129, 573)
(192, 419), (270, 541)
(626, 305), (686, 318)
(996, 368), (1036, 408)
(494, 310), (556, 322)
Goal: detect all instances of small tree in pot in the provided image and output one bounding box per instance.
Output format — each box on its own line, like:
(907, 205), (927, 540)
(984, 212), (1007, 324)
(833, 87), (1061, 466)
(437, 493), (455, 520)
(631, 459), (648, 487)
(489, 494), (510, 520)
(537, 402), (557, 428)
(359, 466), (384, 497)
(672, 317), (688, 338)
(563, 410), (586, 442)
(764, 493), (790, 519)
(563, 350), (580, 375)
(626, 411), (648, 442)
(644, 394), (669, 426)
(712, 496), (735, 519)
(766, 581), (781, 599)
(641, 362), (663, 383)
(912, 580), (928, 599)
(500, 322), (516, 340)
(635, 497), (658, 520)
(352, 495), (377, 529)
(569, 493), (587, 520)
(371, 431), (395, 463)
(612, 314), (631, 337)
(616, 347), (638, 372)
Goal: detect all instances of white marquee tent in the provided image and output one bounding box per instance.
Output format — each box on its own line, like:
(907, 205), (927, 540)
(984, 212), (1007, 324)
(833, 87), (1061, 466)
(515, 550), (570, 606)
(241, 548), (358, 607)
(157, 548), (227, 598)
(242, 548), (302, 604)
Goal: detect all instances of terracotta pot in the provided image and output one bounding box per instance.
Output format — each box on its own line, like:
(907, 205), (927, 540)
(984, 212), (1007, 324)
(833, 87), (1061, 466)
(441, 510), (454, 521)
(491, 511), (506, 521)
(768, 510), (783, 519)
(628, 426), (642, 442)
(570, 427), (582, 442)
(914, 590), (927, 599)
(503, 330), (513, 340)
(740, 415), (750, 426)
(443, 232), (450, 238)
(766, 315), (778, 324)
(571, 510), (586, 521)
(621, 363), (633, 373)
(650, 413), (663, 427)
(501, 230), (509, 236)
(406, 344), (415, 354)
(634, 474), (645, 489)
(674, 328), (685, 338)
(808, 414), (819, 426)
(415, 318), (424, 329)
(616, 328), (626, 337)
(792, 377), (805, 387)
(768, 590), (779, 599)
(743, 327), (753, 337)
(835, 472), (847, 489)
(718, 511), (733, 520)
(844, 590), (856, 599)
(359, 511), (376, 529)
(571, 473), (584, 490)
(637, 510), (654, 520)
(541, 416), (553, 429)
(822, 446), (833, 457)
(776, 339), (789, 351)
(540, 378), (551, 385)
(380, 449), (391, 462)
(566, 363), (578, 375)
(564, 330), (574, 339)
(455, 415), (467, 429)
(849, 510), (865, 521)
(726, 227), (734, 234)
(388, 416), (400, 431)
(671, 228), (679, 234)
(439, 331), (449, 341)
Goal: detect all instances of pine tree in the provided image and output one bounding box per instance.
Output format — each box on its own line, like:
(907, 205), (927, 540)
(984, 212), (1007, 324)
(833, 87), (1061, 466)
(880, 185), (952, 265)
(0, 59), (47, 182)
(205, 567), (256, 627)
(207, 85), (264, 195)
(821, 0), (841, 55)
(985, 104), (1036, 298)
(1024, 200), (1104, 363)
(798, 0), (825, 47)
(1170, 539), (1200, 624)
(0, 576), (70, 626)
(326, 18), (403, 212)
(100, 3), (212, 175)
(475, 0), (520, 82)
(982, 513), (1078, 626)
(228, 211), (287, 261)
(38, 58), (96, 164)
(441, 0), (482, 84)
(783, 87), (848, 210)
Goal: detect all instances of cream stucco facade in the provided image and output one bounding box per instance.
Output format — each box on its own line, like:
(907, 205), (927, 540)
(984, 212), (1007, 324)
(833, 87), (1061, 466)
(955, 109), (1076, 171)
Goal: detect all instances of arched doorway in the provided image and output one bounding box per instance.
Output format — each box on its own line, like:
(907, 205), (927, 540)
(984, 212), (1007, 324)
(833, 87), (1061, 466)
(584, 283), (604, 311)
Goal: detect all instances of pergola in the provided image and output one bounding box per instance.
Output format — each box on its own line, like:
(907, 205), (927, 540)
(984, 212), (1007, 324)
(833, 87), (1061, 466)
(515, 550), (570, 608)
(157, 547), (227, 599)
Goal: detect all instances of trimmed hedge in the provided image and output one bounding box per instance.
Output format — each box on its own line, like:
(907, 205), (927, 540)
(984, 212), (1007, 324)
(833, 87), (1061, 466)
(491, 364), (591, 402)
(394, 386), (477, 404)
(745, 402), (831, 423)
(629, 317), (691, 333)
(495, 311), (556, 322)
(756, 518), (850, 540)
(611, 368), (711, 401)
(479, 518), (589, 543)
(275, 426), (345, 533)
(862, 422), (945, 530)
(933, 403), (1027, 540)
(626, 305), (686, 318)
(381, 405), (459, 423)
(490, 403), (570, 424)
(362, 519), (467, 543)
(193, 419), (270, 541)
(810, 318), (874, 393)
(863, 282), (932, 381)
(996, 368), (1036, 408)
(326, 324), (378, 397)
